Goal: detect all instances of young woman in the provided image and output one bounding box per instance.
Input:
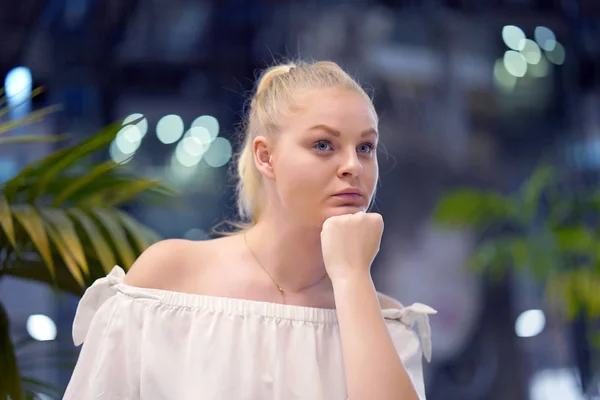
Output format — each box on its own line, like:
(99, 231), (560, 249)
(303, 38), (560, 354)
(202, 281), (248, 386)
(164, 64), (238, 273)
(64, 61), (436, 399)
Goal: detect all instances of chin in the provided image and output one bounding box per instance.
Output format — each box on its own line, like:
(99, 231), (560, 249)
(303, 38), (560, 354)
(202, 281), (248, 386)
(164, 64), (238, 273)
(323, 206), (366, 220)
(295, 206), (367, 228)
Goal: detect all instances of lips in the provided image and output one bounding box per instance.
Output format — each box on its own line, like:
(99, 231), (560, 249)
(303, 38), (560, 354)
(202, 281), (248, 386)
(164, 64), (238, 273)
(333, 188), (362, 197)
(333, 193), (362, 200)
(332, 190), (364, 205)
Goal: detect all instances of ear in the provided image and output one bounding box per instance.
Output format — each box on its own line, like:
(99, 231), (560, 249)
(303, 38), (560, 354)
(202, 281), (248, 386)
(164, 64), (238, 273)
(253, 136), (276, 180)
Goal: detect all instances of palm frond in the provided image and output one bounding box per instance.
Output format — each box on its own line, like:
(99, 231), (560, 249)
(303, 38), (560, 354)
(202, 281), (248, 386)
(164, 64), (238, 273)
(0, 102), (172, 399)
(0, 300), (23, 400)
(81, 178), (167, 207)
(116, 210), (158, 253)
(0, 87), (45, 119)
(0, 193), (16, 248)
(51, 161), (120, 207)
(40, 209), (88, 278)
(3, 257), (87, 297)
(68, 208), (117, 276)
(2, 205), (160, 292)
(0, 105), (62, 136)
(3, 117), (144, 203)
(90, 208), (136, 268)
(11, 206), (55, 279)
(0, 133), (69, 146)
(28, 121), (124, 201)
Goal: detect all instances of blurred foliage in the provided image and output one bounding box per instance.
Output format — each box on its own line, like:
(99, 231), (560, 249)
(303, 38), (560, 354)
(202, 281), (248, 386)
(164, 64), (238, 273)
(0, 88), (176, 399)
(434, 164), (600, 323)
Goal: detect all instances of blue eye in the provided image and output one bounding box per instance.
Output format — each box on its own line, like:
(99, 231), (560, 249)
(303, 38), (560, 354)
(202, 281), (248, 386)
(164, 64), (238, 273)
(314, 140), (333, 151)
(357, 143), (376, 153)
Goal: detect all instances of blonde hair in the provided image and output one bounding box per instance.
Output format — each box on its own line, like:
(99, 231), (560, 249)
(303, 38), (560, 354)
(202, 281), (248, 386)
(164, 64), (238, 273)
(235, 60), (376, 226)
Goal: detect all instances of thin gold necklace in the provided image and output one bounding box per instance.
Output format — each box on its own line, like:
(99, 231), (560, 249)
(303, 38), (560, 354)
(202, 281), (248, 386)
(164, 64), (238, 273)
(243, 232), (328, 305)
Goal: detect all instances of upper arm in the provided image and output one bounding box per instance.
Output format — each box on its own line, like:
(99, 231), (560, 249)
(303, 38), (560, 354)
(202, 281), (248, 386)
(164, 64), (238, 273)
(123, 239), (198, 290)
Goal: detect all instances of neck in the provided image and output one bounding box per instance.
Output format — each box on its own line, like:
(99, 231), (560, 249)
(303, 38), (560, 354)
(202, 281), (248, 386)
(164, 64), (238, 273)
(244, 213), (328, 293)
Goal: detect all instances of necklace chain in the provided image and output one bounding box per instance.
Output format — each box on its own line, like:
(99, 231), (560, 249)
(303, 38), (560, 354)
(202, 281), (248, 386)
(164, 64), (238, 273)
(243, 232), (328, 304)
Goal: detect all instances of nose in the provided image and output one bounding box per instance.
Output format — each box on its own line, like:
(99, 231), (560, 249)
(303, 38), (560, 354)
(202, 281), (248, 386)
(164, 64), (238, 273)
(337, 149), (362, 178)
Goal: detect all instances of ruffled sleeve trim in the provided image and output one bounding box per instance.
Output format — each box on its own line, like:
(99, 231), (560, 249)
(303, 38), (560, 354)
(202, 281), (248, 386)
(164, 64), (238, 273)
(382, 303), (437, 362)
(72, 266), (127, 346)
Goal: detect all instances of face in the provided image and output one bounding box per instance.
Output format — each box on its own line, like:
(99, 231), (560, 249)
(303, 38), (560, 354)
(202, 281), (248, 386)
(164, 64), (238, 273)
(256, 88), (379, 227)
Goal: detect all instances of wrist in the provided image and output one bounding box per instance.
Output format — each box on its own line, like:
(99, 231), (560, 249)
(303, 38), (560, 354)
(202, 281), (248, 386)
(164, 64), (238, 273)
(331, 269), (380, 313)
(330, 268), (373, 291)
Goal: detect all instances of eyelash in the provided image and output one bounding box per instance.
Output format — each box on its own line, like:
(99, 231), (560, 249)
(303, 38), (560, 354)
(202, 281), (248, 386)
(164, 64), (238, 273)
(313, 140), (377, 154)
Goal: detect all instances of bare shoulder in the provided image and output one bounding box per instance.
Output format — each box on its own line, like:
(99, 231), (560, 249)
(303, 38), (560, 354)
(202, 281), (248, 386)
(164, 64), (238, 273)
(377, 291), (404, 310)
(123, 237), (232, 290)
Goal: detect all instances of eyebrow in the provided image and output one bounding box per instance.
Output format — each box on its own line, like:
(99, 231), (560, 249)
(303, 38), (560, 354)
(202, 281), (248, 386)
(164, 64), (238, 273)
(308, 124), (378, 138)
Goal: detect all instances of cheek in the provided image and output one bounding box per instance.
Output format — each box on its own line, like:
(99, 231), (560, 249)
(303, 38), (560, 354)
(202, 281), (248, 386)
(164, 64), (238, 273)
(278, 161), (328, 198)
(363, 160), (379, 194)
(274, 156), (331, 207)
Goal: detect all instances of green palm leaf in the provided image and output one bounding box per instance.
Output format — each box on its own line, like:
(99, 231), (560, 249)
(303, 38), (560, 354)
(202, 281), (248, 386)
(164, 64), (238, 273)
(72, 176), (176, 207)
(0, 134), (69, 146)
(68, 208), (116, 276)
(40, 211), (85, 288)
(90, 208), (136, 268)
(51, 161), (120, 207)
(0, 106), (173, 399)
(0, 193), (16, 248)
(4, 118), (141, 203)
(0, 300), (23, 400)
(520, 164), (557, 220)
(11, 206), (54, 278)
(39, 209), (88, 277)
(0, 87), (46, 120)
(3, 147), (71, 203)
(93, 178), (166, 207)
(433, 189), (518, 230)
(0, 105), (61, 136)
(44, 227), (83, 287)
(3, 258), (85, 297)
(30, 121), (124, 201)
(116, 210), (157, 253)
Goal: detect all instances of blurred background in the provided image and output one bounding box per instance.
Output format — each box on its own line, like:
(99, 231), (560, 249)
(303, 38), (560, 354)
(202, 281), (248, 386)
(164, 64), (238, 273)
(1, 0), (600, 399)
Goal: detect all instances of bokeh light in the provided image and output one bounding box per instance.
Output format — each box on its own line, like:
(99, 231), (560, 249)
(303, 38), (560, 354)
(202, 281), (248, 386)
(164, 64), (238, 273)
(26, 314), (57, 342)
(109, 140), (134, 164)
(528, 56), (551, 78)
(181, 136), (206, 157)
(545, 42), (565, 65)
(169, 150), (200, 184)
(4, 67), (32, 104)
(502, 25), (526, 51)
(534, 26), (556, 51)
(115, 125), (142, 154)
(185, 126), (214, 153)
(174, 139), (203, 167)
(203, 137), (233, 168)
(123, 113), (149, 138)
(494, 59), (517, 92)
(5, 66), (33, 118)
(520, 39), (542, 65)
(503, 50), (528, 77)
(157, 114), (185, 144)
(192, 115), (220, 140)
(515, 309), (546, 338)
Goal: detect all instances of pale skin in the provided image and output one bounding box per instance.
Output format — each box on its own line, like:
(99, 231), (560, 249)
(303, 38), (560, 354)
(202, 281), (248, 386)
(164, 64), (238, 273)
(124, 88), (419, 400)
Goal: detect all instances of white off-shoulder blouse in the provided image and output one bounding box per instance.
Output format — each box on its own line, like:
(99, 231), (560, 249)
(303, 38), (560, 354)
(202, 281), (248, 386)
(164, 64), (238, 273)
(64, 266), (436, 400)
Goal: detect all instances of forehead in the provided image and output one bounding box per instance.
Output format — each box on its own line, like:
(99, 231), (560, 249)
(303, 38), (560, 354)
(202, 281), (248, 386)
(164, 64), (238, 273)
(285, 88), (378, 132)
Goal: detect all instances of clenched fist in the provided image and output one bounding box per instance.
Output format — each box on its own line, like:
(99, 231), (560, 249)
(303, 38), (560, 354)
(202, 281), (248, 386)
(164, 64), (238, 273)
(320, 212), (384, 283)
